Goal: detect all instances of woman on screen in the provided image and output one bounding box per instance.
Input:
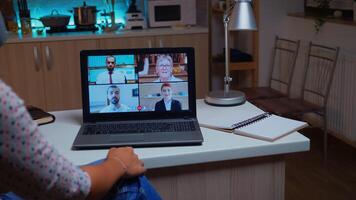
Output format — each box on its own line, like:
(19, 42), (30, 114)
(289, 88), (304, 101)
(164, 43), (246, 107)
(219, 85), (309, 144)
(155, 83), (182, 112)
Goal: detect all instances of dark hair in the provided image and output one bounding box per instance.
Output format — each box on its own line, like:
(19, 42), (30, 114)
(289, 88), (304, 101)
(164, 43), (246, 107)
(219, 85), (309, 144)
(106, 85), (119, 105)
(161, 82), (172, 91)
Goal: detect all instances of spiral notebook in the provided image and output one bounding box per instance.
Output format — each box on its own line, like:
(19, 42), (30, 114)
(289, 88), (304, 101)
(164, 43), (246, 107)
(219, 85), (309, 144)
(197, 100), (308, 142)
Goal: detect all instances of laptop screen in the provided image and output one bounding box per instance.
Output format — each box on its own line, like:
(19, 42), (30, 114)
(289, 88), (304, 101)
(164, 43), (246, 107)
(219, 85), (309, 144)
(81, 48), (196, 122)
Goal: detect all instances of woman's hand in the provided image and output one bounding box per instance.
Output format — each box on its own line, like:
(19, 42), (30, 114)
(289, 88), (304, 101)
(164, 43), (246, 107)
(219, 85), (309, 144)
(82, 147), (146, 200)
(106, 147), (146, 178)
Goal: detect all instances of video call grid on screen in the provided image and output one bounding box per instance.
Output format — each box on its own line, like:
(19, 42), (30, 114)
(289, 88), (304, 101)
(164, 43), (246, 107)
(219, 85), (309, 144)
(87, 53), (189, 114)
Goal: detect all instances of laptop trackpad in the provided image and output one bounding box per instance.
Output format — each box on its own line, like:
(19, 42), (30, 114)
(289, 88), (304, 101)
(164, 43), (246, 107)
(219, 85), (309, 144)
(109, 134), (145, 142)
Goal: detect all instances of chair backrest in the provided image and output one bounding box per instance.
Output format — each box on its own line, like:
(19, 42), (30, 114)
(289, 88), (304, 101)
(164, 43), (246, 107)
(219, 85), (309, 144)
(269, 36), (300, 95)
(301, 42), (339, 108)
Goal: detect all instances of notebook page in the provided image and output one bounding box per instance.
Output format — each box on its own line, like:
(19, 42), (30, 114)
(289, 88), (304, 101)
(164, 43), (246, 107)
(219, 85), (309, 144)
(197, 100), (265, 129)
(235, 114), (308, 141)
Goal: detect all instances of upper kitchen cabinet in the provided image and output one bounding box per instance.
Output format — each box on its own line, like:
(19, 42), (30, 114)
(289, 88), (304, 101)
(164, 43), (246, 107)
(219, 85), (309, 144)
(41, 39), (98, 111)
(0, 42), (46, 108)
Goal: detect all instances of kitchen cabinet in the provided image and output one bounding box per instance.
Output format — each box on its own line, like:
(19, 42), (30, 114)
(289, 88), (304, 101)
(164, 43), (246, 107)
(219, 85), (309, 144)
(0, 43), (46, 108)
(0, 39), (98, 111)
(41, 40), (98, 110)
(1, 28), (208, 111)
(99, 33), (209, 98)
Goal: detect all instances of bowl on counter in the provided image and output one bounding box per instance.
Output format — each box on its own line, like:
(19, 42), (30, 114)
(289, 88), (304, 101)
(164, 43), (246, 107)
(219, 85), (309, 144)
(38, 9), (71, 28)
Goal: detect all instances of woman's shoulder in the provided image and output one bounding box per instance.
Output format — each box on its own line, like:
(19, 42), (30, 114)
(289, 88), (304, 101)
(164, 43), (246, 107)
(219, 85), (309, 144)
(0, 79), (9, 93)
(0, 80), (23, 103)
(156, 99), (164, 104)
(172, 99), (181, 104)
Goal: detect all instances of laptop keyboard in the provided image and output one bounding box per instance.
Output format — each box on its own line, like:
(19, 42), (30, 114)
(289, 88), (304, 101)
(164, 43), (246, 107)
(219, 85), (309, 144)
(83, 121), (197, 135)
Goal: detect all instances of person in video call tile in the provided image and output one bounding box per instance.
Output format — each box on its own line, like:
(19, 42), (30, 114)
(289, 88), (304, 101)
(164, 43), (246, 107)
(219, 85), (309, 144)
(154, 55), (183, 82)
(155, 83), (182, 112)
(100, 85), (130, 113)
(96, 55), (126, 84)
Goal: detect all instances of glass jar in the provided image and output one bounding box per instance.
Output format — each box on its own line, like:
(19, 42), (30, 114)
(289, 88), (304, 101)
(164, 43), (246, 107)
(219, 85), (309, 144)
(20, 17), (31, 34)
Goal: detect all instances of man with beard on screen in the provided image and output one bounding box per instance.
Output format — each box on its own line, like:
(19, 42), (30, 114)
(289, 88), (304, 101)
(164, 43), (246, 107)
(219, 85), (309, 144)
(100, 85), (129, 113)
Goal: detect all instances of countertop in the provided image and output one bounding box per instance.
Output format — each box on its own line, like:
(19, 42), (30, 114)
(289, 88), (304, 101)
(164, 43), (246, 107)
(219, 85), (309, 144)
(5, 26), (209, 44)
(39, 100), (310, 169)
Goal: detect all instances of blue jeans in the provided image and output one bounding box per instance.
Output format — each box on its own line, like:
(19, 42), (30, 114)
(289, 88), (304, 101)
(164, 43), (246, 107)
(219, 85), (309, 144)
(90, 159), (161, 200)
(103, 176), (162, 200)
(0, 159), (161, 200)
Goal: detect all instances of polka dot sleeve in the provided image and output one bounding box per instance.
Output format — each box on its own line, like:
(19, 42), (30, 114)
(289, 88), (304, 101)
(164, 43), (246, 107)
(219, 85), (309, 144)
(0, 81), (91, 200)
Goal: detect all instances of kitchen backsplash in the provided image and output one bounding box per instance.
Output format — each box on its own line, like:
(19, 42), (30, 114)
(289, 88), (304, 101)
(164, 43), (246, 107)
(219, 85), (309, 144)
(17, 0), (144, 28)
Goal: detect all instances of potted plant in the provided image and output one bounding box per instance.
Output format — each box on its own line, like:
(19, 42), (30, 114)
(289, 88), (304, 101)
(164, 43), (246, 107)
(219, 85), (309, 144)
(313, 0), (332, 33)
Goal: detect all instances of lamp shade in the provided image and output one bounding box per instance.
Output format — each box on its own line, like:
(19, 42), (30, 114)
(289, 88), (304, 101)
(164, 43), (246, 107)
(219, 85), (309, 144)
(229, 0), (257, 31)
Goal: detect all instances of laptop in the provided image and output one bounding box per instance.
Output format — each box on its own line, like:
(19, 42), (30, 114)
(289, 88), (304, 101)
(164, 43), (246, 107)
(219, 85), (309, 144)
(72, 47), (203, 150)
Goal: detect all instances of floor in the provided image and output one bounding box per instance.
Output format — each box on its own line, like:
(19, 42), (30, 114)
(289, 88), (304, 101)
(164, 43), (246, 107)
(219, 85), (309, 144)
(285, 128), (356, 200)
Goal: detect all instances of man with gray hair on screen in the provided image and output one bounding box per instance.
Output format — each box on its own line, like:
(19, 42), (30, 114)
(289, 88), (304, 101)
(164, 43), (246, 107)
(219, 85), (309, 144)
(154, 54), (183, 82)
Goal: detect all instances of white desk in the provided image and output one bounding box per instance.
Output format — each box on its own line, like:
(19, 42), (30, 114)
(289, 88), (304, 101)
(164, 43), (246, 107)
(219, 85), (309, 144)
(39, 100), (309, 200)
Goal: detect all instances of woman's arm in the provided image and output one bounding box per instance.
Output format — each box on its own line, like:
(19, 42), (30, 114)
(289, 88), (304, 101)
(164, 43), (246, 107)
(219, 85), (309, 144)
(0, 81), (89, 199)
(0, 81), (145, 200)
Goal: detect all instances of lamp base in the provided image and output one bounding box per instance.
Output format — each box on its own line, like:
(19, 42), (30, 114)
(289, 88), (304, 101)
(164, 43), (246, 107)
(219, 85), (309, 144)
(205, 90), (246, 106)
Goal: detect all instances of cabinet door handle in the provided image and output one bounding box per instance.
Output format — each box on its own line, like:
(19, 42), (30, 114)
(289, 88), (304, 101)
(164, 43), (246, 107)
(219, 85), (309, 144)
(45, 46), (52, 70)
(148, 39), (152, 48)
(33, 46), (41, 72)
(158, 39), (163, 47)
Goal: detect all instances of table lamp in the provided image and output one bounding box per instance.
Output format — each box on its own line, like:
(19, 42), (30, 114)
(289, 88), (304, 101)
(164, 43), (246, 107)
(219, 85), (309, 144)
(205, 0), (257, 106)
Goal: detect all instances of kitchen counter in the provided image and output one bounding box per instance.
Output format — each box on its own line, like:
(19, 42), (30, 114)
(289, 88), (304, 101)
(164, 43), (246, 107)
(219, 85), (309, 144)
(40, 100), (309, 168)
(5, 26), (209, 44)
(38, 100), (309, 200)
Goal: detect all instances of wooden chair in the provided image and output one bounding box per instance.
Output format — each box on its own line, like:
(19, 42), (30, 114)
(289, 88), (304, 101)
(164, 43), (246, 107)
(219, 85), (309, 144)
(240, 36), (300, 100)
(252, 42), (340, 160)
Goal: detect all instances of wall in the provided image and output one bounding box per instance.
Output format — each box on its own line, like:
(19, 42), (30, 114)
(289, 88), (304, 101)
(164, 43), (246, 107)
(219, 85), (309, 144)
(258, 0), (303, 87)
(281, 16), (356, 143)
(196, 0), (208, 27)
(259, 1), (356, 143)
